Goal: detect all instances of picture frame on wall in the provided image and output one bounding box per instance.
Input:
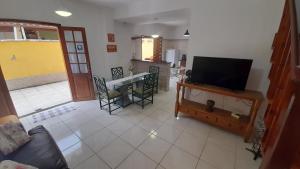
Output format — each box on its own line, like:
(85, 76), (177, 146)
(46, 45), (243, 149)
(107, 33), (115, 42)
(107, 44), (117, 52)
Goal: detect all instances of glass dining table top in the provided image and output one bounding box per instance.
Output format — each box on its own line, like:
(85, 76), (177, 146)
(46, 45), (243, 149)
(106, 72), (149, 87)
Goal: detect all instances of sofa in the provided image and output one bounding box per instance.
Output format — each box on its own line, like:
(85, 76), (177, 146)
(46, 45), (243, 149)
(0, 115), (69, 169)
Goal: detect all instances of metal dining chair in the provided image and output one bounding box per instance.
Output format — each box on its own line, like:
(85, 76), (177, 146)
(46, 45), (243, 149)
(149, 66), (159, 93)
(111, 67), (124, 80)
(132, 73), (155, 109)
(93, 76), (122, 115)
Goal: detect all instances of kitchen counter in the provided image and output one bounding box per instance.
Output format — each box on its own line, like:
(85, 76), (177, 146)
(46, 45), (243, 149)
(131, 59), (171, 91)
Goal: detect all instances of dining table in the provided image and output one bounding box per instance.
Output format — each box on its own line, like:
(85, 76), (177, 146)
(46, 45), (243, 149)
(106, 72), (149, 107)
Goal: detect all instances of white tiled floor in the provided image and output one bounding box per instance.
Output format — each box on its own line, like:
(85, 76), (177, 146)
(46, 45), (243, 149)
(9, 81), (72, 117)
(19, 77), (261, 169)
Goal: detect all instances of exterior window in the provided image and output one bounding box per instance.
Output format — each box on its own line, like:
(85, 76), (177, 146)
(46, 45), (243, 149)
(0, 23), (58, 41)
(24, 28), (59, 40)
(0, 26), (14, 40)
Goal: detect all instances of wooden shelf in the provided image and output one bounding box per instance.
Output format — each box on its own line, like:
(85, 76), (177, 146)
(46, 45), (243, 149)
(178, 82), (264, 102)
(181, 99), (250, 123)
(175, 81), (263, 141)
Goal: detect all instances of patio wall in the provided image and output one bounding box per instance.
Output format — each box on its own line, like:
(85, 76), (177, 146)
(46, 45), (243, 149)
(0, 41), (67, 90)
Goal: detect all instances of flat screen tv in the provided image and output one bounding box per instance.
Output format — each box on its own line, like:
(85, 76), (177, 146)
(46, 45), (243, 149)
(191, 56), (253, 91)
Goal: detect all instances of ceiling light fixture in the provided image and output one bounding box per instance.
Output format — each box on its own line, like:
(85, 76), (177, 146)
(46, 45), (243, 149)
(55, 10), (72, 17)
(184, 29), (190, 37)
(151, 34), (160, 38)
(55, 0), (72, 17)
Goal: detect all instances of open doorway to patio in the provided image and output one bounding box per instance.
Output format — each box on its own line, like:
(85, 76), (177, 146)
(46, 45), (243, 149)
(0, 21), (72, 117)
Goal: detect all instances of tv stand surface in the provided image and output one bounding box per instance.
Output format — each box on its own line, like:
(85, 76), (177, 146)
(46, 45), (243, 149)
(175, 81), (264, 142)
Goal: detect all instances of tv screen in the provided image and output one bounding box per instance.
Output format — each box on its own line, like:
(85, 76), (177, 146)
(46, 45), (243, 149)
(191, 56), (253, 91)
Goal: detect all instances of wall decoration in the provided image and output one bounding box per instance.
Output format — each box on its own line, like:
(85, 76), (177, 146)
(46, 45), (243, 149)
(76, 43), (85, 53)
(107, 33), (115, 42)
(107, 44), (117, 52)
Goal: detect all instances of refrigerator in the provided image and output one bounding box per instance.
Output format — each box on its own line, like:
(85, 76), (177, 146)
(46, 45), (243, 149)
(165, 49), (180, 67)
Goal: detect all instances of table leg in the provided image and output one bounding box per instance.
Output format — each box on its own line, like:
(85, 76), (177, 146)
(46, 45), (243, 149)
(116, 84), (132, 107)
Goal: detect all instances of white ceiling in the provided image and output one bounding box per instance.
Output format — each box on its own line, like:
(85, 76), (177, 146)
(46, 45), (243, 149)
(116, 9), (190, 26)
(77, 0), (138, 8)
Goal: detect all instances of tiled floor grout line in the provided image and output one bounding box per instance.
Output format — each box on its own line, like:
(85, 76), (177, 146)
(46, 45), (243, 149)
(27, 95), (242, 169)
(61, 107), (158, 169)
(61, 115), (115, 169)
(194, 127), (213, 169)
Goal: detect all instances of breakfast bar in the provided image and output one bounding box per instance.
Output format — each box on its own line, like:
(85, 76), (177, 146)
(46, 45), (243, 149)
(131, 59), (171, 91)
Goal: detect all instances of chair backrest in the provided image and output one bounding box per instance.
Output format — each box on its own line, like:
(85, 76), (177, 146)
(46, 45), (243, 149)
(149, 66), (159, 81)
(93, 76), (109, 98)
(143, 73), (155, 92)
(149, 66), (159, 74)
(111, 67), (124, 80)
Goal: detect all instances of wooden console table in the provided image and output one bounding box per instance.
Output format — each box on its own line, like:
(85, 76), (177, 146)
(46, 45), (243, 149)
(175, 81), (264, 141)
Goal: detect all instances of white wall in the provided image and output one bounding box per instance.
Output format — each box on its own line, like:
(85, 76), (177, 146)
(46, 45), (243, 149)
(0, 0), (131, 79)
(132, 23), (173, 38)
(114, 0), (285, 93)
(167, 25), (189, 40)
(114, 22), (134, 75)
(132, 23), (189, 40)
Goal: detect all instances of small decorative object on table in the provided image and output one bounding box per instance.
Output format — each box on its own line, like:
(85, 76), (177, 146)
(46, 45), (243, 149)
(206, 100), (215, 112)
(185, 69), (192, 83)
(128, 63), (134, 76)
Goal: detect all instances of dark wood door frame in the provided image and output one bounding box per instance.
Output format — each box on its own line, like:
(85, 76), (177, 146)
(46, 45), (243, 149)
(0, 66), (17, 117)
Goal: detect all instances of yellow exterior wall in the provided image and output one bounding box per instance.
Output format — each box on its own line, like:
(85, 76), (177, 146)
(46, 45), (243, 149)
(0, 41), (66, 80)
(142, 38), (154, 60)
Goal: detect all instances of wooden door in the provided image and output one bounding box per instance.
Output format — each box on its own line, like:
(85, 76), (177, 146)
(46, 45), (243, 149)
(60, 27), (95, 101)
(0, 66), (17, 117)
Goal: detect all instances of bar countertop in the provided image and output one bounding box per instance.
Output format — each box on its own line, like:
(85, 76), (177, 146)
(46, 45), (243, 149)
(131, 59), (171, 65)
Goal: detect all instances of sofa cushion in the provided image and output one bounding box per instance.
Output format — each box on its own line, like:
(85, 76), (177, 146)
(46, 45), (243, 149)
(4, 125), (69, 169)
(0, 122), (31, 155)
(0, 152), (4, 161)
(0, 160), (38, 169)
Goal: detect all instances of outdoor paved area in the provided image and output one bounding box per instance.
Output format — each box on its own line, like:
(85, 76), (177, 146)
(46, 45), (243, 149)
(10, 81), (72, 117)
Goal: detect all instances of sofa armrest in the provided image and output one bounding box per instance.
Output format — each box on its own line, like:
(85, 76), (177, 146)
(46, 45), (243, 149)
(0, 115), (19, 125)
(6, 125), (69, 169)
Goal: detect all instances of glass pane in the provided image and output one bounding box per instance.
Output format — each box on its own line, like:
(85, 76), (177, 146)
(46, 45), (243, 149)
(66, 42), (76, 53)
(68, 54), (78, 63)
(24, 27), (39, 39)
(71, 64), (80, 74)
(76, 43), (85, 53)
(39, 30), (59, 40)
(74, 31), (83, 42)
(79, 64), (88, 73)
(77, 54), (87, 63)
(64, 31), (73, 41)
(0, 26), (14, 40)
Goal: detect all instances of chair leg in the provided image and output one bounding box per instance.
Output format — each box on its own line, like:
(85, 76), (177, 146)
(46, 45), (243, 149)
(142, 98), (144, 109)
(151, 93), (154, 104)
(108, 100), (112, 115)
(132, 94), (134, 104)
(132, 87), (134, 104)
(99, 98), (103, 110)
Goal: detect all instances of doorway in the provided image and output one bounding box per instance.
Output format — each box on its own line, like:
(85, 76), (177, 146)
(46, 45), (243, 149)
(0, 19), (95, 118)
(0, 22), (72, 117)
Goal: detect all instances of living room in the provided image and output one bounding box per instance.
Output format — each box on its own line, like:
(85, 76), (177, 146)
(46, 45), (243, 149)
(0, 0), (300, 169)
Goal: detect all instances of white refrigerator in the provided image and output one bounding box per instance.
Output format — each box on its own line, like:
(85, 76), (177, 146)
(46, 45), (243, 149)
(165, 49), (180, 67)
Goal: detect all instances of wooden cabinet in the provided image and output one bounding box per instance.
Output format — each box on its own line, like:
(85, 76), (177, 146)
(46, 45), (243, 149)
(175, 82), (263, 141)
